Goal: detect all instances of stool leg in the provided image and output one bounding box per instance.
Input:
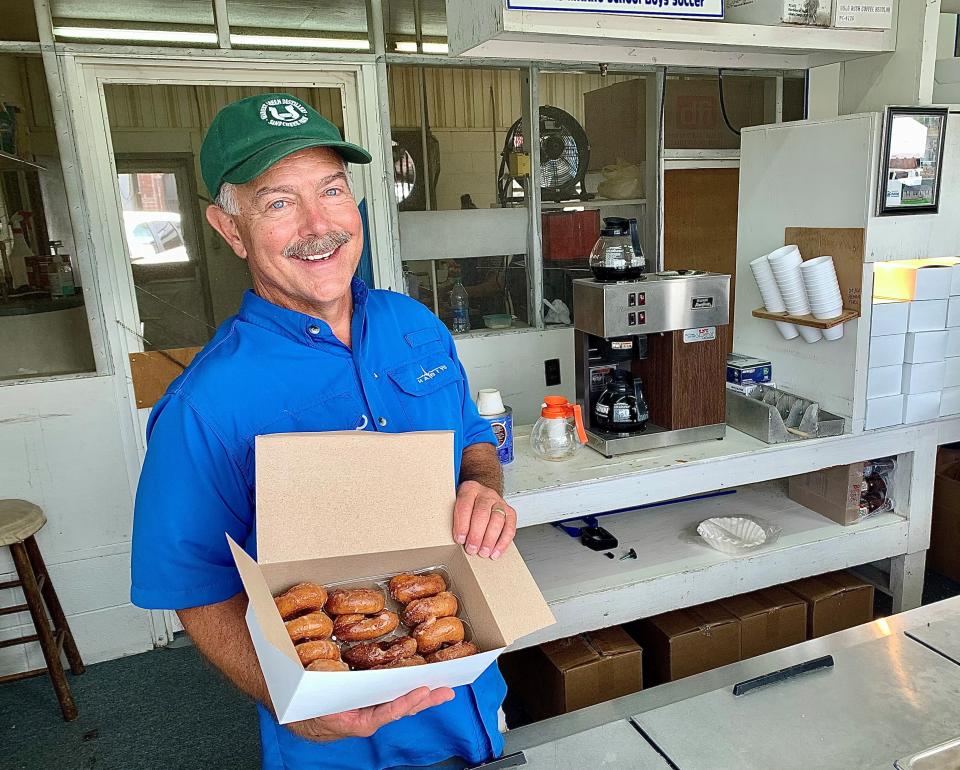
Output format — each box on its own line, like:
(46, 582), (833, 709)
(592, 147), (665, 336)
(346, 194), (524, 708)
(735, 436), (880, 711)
(24, 536), (84, 675)
(10, 542), (78, 721)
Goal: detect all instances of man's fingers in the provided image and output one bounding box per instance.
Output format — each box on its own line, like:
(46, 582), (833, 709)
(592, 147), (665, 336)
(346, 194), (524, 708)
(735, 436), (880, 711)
(478, 508), (505, 558)
(490, 505), (517, 560)
(464, 494), (495, 555)
(453, 483), (480, 545)
(367, 687), (432, 729)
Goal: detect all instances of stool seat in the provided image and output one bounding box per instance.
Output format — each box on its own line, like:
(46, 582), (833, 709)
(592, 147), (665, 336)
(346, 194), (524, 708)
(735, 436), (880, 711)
(0, 500), (46, 546)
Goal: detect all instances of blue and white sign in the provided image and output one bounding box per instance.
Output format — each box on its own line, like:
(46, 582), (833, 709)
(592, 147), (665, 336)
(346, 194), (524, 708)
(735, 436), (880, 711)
(505, 0), (723, 19)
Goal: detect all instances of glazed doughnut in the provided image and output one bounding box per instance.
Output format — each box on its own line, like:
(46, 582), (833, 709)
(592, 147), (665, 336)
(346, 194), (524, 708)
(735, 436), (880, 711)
(343, 636), (418, 670)
(371, 655), (427, 670)
(284, 611), (333, 642)
(389, 572), (447, 604)
(425, 641), (479, 663)
(306, 658), (349, 672)
(296, 639), (342, 666)
(401, 591), (458, 626)
(325, 588), (385, 616)
(413, 616), (464, 654)
(334, 611), (399, 642)
(275, 583), (328, 620)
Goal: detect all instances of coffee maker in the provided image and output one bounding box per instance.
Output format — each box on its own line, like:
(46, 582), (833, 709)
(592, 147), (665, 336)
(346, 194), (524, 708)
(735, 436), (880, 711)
(573, 271), (731, 457)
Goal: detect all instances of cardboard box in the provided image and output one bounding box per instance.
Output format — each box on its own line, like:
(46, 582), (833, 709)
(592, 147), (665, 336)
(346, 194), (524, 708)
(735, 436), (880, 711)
(788, 464), (864, 526)
(902, 361), (946, 394)
(948, 329), (960, 358)
(908, 299), (948, 332)
(230, 431), (555, 722)
(866, 365), (903, 399)
(584, 79), (647, 171)
(832, 1), (893, 29)
(719, 587), (807, 659)
(663, 75), (767, 151)
(940, 387), (960, 417)
(724, 0), (832, 25)
(500, 627), (642, 721)
(904, 392), (941, 424)
(870, 300), (909, 337)
(874, 263), (952, 301)
(784, 572), (875, 638)
(626, 603), (740, 685)
(868, 334), (906, 368)
(904, 331), (948, 364)
(949, 297), (960, 328)
(865, 394), (904, 430)
(929, 461), (960, 583)
(947, 357), (960, 388)
(727, 353), (773, 385)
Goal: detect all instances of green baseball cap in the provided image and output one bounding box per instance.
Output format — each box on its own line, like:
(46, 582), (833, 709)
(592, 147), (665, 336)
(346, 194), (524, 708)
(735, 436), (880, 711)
(200, 92), (373, 198)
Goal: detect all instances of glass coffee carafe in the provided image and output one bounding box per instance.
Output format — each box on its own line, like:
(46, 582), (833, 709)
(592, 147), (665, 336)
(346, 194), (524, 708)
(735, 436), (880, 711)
(589, 217), (645, 282)
(593, 369), (649, 433)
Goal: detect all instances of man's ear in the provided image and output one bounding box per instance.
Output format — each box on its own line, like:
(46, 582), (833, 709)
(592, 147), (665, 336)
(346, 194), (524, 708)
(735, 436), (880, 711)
(206, 205), (248, 260)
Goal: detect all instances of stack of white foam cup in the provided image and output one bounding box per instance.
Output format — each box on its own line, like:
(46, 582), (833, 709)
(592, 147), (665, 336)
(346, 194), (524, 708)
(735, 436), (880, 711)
(749, 254), (799, 341)
(767, 245), (823, 343)
(799, 256), (845, 341)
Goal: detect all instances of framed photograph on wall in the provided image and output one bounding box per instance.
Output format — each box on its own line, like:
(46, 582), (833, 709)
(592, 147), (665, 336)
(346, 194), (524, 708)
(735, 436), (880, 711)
(878, 106), (948, 216)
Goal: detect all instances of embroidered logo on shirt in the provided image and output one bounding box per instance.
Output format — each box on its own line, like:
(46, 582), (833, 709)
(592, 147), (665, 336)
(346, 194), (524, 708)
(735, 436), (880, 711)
(416, 364), (448, 384)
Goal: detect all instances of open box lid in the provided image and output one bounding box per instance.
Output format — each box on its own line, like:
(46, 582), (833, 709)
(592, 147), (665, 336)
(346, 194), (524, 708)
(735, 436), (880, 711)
(255, 431), (457, 564)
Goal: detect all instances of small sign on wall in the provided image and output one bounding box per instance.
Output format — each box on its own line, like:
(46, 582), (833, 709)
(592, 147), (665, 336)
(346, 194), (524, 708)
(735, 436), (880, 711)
(505, 0), (724, 20)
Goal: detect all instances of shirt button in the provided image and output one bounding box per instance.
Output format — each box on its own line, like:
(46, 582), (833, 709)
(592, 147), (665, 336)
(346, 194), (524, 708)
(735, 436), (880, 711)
(378, 417), (388, 427)
(307, 325), (321, 335)
(372, 372), (379, 379)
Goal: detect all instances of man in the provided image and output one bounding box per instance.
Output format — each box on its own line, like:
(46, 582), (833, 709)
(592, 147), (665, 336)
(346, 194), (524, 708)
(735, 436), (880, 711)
(130, 93), (518, 770)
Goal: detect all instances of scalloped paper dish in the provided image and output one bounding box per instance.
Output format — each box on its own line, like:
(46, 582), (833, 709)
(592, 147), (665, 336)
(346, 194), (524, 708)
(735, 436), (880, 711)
(697, 516), (768, 555)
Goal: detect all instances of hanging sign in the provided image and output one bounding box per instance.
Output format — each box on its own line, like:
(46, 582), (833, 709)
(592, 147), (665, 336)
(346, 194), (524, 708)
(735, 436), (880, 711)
(505, 0), (724, 19)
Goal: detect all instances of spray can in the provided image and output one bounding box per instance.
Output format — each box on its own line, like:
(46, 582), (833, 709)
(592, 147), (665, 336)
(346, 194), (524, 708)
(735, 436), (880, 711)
(476, 389), (513, 465)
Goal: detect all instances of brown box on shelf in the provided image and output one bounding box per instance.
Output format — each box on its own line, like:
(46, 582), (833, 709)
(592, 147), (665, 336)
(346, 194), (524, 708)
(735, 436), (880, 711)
(499, 626), (643, 721)
(783, 572), (874, 639)
(584, 79), (647, 171)
(541, 209), (600, 263)
(626, 603), (740, 686)
(719, 587), (808, 660)
(929, 460), (960, 583)
(788, 464), (865, 526)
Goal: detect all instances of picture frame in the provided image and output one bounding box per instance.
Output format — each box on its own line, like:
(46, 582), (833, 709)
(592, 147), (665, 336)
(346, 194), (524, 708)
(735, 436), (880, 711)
(877, 106), (948, 216)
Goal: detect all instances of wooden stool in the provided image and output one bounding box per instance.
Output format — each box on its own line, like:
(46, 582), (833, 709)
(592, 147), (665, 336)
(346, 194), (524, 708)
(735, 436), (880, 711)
(0, 500), (84, 721)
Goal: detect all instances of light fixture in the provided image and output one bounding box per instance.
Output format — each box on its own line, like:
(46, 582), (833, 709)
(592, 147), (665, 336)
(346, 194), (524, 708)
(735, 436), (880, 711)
(422, 42), (449, 54)
(230, 34), (370, 50)
(395, 41), (418, 52)
(393, 41), (449, 54)
(53, 26), (218, 44)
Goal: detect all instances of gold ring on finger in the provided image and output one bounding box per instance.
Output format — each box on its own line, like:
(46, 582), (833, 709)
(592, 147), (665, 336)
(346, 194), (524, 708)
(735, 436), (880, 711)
(491, 507), (507, 517)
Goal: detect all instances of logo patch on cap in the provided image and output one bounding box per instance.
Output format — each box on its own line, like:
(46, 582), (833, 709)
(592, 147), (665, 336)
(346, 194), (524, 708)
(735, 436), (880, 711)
(259, 98), (309, 127)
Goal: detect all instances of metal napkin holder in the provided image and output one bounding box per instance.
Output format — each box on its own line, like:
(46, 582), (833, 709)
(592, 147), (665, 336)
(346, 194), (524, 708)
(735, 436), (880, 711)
(725, 384), (845, 444)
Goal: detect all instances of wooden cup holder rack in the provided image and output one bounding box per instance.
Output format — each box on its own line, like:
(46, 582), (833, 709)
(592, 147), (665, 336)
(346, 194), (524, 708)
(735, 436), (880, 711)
(751, 226), (865, 332)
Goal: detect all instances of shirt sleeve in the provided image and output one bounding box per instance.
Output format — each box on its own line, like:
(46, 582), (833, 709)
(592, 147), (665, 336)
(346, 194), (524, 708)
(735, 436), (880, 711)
(130, 393), (253, 610)
(437, 318), (496, 449)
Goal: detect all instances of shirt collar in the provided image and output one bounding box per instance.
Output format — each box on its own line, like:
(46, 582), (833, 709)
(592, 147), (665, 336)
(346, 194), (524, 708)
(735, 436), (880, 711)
(238, 277), (368, 345)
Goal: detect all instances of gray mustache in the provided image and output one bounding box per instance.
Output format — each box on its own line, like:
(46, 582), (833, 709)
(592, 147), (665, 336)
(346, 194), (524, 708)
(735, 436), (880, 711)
(282, 231), (351, 258)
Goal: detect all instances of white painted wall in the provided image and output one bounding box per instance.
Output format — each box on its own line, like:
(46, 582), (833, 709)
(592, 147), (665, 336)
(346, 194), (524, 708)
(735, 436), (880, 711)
(456, 327), (575, 425)
(0, 376), (156, 676)
(733, 114), (877, 420)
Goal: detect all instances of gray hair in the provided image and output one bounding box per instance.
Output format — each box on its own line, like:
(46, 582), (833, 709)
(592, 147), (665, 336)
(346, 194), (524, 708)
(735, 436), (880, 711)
(214, 155), (353, 216)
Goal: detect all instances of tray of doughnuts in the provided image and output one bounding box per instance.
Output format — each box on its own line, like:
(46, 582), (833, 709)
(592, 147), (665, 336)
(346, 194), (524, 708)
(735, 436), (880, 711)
(272, 567), (479, 671)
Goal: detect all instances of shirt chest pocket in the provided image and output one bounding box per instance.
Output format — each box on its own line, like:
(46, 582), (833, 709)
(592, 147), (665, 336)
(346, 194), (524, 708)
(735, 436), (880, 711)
(387, 351), (464, 429)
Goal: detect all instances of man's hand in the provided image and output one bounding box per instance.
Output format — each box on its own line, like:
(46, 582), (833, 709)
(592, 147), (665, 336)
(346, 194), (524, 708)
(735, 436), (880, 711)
(453, 479), (517, 560)
(287, 687), (454, 742)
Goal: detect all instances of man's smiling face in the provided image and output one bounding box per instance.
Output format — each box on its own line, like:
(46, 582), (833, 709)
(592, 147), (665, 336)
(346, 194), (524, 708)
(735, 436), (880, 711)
(210, 146), (363, 314)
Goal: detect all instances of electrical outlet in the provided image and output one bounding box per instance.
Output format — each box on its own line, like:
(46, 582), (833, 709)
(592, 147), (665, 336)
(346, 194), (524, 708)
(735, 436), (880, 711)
(544, 358), (561, 387)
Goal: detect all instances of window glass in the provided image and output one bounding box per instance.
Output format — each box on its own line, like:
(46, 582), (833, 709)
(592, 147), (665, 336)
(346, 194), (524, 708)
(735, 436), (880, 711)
(389, 64), (530, 334)
(0, 54), (96, 382)
(537, 71), (650, 323)
(228, 0), (369, 50)
(50, 0), (215, 25)
(5, 0), (41, 42)
(384, 0), (447, 52)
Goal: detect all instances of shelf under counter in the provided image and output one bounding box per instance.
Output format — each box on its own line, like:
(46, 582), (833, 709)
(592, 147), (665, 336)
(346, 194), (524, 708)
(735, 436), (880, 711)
(503, 422), (925, 529)
(511, 481), (908, 650)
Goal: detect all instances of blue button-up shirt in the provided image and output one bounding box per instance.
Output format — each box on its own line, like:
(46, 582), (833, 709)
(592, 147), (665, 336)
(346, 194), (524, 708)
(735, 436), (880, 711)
(130, 279), (504, 770)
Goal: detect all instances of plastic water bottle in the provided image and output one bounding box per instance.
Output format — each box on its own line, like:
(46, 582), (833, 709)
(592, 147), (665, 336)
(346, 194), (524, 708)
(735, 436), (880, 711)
(451, 279), (470, 333)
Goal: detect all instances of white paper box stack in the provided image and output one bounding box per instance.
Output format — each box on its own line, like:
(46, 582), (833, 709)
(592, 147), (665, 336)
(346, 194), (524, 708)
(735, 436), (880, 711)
(948, 330), (960, 359)
(865, 395), (905, 430)
(946, 358), (960, 389)
(871, 300), (909, 337)
(941, 387), (960, 417)
(868, 334), (906, 368)
(949, 297), (960, 328)
(908, 300), (949, 332)
(904, 331), (948, 364)
(904, 392), (942, 424)
(951, 266), (960, 297)
(903, 362), (946, 394)
(866, 365), (903, 399)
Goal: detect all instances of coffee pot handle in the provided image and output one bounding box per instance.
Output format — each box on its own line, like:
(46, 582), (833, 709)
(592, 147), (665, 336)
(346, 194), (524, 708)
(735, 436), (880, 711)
(571, 404), (587, 444)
